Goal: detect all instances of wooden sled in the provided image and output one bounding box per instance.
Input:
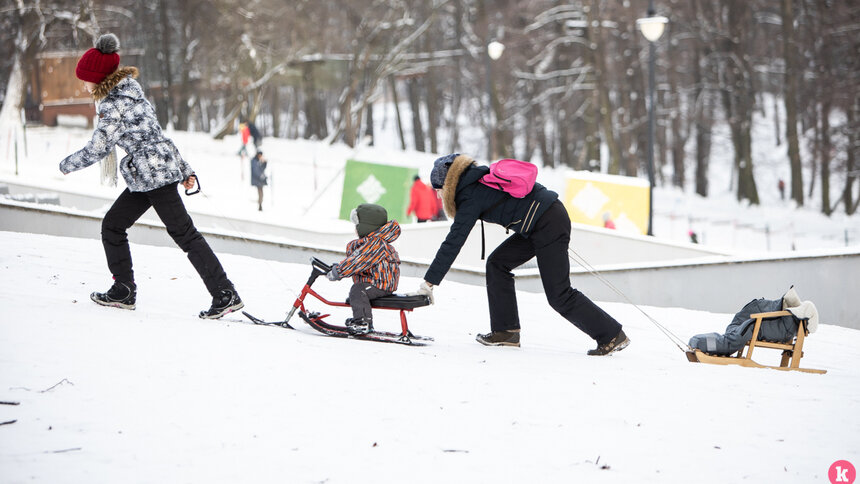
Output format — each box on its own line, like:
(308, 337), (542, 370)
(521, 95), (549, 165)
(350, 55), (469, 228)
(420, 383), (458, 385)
(686, 310), (826, 374)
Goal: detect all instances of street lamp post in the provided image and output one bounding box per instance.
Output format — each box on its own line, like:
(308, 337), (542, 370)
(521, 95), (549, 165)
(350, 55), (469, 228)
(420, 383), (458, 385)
(636, 6), (667, 236)
(486, 40), (504, 160)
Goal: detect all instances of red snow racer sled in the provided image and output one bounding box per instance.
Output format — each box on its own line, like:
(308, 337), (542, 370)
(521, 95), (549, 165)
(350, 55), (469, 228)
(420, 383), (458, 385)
(243, 257), (432, 345)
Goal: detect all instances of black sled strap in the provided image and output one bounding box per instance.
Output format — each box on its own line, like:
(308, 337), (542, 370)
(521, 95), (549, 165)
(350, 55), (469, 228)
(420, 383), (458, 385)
(479, 195), (510, 260)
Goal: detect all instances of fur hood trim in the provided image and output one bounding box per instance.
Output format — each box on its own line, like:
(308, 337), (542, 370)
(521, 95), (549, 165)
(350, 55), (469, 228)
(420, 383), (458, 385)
(440, 154), (476, 218)
(92, 66), (139, 100)
(782, 286), (819, 333)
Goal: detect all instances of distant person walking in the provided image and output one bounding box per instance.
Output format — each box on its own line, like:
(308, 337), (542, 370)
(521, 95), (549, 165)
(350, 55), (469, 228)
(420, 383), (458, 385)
(247, 120), (262, 149)
(406, 175), (437, 223)
(237, 122), (250, 159)
(59, 33), (243, 319)
(432, 190), (447, 221)
(602, 212), (616, 230)
(688, 230), (699, 244)
(778, 179), (786, 200)
(250, 151), (268, 211)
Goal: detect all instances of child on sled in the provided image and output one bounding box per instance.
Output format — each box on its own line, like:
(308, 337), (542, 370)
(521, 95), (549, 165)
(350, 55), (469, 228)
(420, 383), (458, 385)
(325, 203), (401, 334)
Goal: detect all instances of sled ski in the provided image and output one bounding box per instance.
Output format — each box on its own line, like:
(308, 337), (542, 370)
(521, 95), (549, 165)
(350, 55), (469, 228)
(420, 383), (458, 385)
(241, 310), (295, 329)
(299, 311), (432, 346)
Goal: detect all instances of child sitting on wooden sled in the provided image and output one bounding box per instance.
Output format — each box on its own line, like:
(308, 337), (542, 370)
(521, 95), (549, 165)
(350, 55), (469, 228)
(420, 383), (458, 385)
(325, 203), (401, 335)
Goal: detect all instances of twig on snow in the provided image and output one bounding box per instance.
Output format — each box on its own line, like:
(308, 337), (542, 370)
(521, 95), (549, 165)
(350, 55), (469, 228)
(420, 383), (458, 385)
(40, 379), (74, 393)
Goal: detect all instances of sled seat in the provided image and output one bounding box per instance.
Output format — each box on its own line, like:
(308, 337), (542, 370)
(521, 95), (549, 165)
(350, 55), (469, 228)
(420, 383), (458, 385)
(345, 294), (432, 310)
(686, 311), (826, 374)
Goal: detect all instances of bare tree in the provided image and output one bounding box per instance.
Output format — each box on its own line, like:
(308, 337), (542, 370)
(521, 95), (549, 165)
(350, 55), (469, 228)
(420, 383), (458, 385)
(781, 0), (804, 206)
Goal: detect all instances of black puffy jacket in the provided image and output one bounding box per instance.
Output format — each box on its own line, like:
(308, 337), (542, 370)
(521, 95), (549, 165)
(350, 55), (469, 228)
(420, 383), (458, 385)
(424, 155), (558, 285)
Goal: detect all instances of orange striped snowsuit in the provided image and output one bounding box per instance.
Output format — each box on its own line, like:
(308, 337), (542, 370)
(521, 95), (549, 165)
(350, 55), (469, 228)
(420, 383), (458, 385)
(336, 220), (401, 293)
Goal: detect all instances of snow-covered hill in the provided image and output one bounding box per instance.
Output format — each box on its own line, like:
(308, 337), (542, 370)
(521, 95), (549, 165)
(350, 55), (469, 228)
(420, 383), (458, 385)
(1, 231), (857, 483)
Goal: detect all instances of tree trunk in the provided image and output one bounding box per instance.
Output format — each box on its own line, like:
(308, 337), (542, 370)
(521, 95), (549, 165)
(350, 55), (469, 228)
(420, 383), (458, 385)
(364, 102), (374, 146)
(0, 51), (25, 130)
(821, 100), (832, 215)
(158, 0), (174, 128)
(302, 62), (327, 140)
(289, 88), (300, 138)
(407, 77), (425, 152)
(426, 67), (439, 154)
(738, 111), (759, 204)
(389, 76), (406, 150)
(537, 103), (552, 167)
(271, 85), (281, 139)
(341, 87), (356, 147)
(781, 0), (804, 206)
(559, 110), (571, 169)
(447, 0), (464, 153)
(621, 83), (637, 176)
(773, 93), (781, 146)
(844, 105), (858, 215)
(724, 0), (758, 205)
(693, 43), (712, 197)
(667, 30), (685, 189)
(588, 0), (621, 174)
(809, 105), (819, 200)
(585, 93), (600, 170)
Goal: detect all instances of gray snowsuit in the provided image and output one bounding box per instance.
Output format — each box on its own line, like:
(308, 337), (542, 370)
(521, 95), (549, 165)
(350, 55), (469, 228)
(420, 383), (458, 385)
(689, 296), (798, 355)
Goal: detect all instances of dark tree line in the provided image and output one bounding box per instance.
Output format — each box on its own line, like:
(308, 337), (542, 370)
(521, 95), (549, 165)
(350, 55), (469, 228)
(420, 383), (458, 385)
(2, 0), (858, 215)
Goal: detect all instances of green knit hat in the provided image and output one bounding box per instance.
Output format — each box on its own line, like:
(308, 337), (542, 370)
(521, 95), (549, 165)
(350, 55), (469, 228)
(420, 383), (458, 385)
(351, 203), (388, 237)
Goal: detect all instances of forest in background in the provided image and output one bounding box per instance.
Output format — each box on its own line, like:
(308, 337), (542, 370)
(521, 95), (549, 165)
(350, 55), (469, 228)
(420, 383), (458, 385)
(2, 0), (858, 215)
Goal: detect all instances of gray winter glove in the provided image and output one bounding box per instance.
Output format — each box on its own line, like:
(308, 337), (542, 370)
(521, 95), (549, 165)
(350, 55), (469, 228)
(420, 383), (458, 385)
(407, 281), (434, 304)
(326, 264), (341, 281)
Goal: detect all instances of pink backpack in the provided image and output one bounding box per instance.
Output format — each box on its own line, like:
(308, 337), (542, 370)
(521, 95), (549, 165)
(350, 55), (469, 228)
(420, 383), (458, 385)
(479, 159), (537, 198)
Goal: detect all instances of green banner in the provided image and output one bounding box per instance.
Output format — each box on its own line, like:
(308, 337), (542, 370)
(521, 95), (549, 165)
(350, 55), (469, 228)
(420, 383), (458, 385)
(339, 160), (417, 223)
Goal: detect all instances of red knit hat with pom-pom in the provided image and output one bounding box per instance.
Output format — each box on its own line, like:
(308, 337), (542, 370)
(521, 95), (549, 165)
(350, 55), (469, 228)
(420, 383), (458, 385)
(76, 34), (120, 83)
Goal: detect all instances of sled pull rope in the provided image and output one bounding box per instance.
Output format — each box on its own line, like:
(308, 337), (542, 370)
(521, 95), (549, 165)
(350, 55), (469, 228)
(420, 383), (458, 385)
(567, 247), (690, 353)
(196, 190), (300, 300)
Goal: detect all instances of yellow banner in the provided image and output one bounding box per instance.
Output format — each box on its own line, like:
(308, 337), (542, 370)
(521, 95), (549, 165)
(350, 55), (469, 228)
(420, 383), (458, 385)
(563, 172), (650, 234)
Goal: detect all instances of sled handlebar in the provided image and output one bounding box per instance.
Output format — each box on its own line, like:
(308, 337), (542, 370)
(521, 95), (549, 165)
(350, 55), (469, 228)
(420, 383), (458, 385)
(307, 257), (332, 286)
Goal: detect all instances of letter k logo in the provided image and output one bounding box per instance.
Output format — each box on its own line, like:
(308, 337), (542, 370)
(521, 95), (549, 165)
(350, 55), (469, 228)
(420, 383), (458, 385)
(829, 460), (856, 484)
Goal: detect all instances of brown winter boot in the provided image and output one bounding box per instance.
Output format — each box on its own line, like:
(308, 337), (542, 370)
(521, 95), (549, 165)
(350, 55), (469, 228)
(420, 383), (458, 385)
(476, 329), (521, 347)
(587, 329), (630, 356)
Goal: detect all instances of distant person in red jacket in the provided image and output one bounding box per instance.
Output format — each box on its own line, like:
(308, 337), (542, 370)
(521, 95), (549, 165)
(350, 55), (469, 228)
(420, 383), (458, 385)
(237, 122), (250, 159)
(407, 175), (438, 223)
(602, 212), (616, 230)
(432, 188), (447, 221)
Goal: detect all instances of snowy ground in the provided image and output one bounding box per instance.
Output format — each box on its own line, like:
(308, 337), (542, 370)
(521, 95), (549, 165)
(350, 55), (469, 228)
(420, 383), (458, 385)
(1, 231), (858, 483)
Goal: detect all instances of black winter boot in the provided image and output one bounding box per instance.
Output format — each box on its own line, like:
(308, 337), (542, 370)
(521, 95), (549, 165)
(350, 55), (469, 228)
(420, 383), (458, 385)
(476, 329), (520, 347)
(91, 281), (137, 310)
(199, 288), (244, 319)
(587, 329), (630, 356)
(345, 317), (374, 335)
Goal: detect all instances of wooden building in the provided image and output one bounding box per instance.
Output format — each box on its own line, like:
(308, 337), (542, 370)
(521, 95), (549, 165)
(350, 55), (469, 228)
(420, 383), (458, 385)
(28, 49), (143, 128)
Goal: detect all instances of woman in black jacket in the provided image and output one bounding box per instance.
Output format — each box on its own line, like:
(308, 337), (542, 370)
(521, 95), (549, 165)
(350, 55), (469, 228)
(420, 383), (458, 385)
(414, 154), (629, 355)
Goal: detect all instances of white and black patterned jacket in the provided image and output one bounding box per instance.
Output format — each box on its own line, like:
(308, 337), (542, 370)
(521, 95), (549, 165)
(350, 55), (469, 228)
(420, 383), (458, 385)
(60, 67), (194, 192)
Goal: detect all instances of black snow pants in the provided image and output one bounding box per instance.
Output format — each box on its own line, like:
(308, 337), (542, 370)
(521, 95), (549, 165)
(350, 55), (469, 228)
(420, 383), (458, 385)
(348, 282), (391, 321)
(101, 183), (231, 296)
(485, 200), (622, 344)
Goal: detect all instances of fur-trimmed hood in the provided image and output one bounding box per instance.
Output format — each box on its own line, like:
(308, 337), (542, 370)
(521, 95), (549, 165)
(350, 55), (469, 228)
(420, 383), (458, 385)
(782, 286), (819, 333)
(439, 154), (478, 218)
(91, 66), (139, 100)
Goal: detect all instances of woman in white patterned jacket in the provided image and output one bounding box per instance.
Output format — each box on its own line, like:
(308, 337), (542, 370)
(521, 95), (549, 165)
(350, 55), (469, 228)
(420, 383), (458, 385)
(59, 33), (243, 319)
